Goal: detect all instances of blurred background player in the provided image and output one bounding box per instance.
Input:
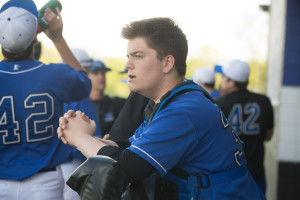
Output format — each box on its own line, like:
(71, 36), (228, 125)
(0, 0), (91, 199)
(192, 67), (220, 99)
(215, 60), (274, 195)
(86, 57), (126, 136)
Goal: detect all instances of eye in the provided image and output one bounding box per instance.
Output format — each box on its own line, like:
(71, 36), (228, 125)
(135, 54), (143, 58)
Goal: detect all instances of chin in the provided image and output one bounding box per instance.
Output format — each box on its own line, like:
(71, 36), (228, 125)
(129, 85), (136, 92)
(129, 84), (140, 93)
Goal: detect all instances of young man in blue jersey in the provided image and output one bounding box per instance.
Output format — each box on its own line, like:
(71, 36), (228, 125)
(0, 0), (91, 199)
(58, 17), (265, 199)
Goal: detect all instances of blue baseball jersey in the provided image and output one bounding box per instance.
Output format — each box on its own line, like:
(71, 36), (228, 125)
(64, 97), (102, 160)
(128, 82), (265, 199)
(0, 59), (91, 180)
(209, 89), (220, 99)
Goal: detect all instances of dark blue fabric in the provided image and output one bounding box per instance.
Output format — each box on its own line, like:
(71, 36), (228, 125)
(0, 59), (91, 180)
(128, 81), (265, 199)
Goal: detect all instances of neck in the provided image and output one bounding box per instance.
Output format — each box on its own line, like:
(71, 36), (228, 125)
(230, 86), (239, 93)
(90, 89), (104, 101)
(153, 77), (185, 103)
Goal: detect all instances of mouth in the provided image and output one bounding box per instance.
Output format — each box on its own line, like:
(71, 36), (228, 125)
(128, 74), (136, 81)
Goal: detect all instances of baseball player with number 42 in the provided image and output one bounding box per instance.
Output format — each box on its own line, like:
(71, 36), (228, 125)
(0, 0), (91, 199)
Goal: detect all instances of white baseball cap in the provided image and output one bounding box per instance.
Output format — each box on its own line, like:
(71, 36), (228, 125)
(71, 48), (93, 67)
(192, 67), (215, 84)
(0, 0), (38, 53)
(214, 60), (250, 83)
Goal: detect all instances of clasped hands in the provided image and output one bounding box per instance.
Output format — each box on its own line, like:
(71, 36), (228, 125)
(57, 110), (96, 147)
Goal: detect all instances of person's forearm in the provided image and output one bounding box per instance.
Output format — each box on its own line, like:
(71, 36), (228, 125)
(52, 37), (86, 72)
(265, 129), (274, 141)
(93, 137), (119, 147)
(75, 135), (109, 158)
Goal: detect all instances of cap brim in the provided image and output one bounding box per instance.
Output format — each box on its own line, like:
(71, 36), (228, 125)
(89, 67), (111, 72)
(214, 65), (224, 75)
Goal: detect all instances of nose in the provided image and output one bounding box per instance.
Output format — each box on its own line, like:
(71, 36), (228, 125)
(125, 57), (133, 70)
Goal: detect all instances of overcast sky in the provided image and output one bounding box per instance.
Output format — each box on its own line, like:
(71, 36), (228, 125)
(1, 0), (271, 62)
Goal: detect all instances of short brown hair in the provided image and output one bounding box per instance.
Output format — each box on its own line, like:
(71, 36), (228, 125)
(227, 77), (248, 91)
(121, 17), (188, 76)
(2, 42), (34, 61)
(234, 81), (248, 91)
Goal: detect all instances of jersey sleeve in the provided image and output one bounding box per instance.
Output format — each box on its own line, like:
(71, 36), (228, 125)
(51, 63), (91, 102)
(64, 70), (91, 102)
(127, 108), (198, 176)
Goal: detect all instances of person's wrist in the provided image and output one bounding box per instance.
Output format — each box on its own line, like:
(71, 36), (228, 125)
(74, 134), (93, 151)
(76, 134), (104, 158)
(51, 35), (64, 43)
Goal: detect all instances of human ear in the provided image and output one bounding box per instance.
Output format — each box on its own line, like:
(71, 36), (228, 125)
(162, 55), (175, 74)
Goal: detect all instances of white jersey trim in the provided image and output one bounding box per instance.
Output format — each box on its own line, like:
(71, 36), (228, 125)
(131, 145), (167, 173)
(0, 63), (45, 74)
